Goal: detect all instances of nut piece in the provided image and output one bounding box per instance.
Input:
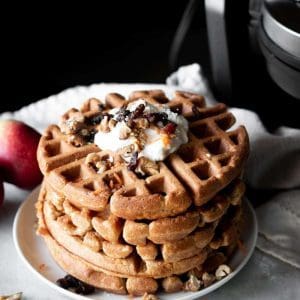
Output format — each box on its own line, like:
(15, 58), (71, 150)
(183, 274), (201, 292)
(97, 162), (108, 174)
(85, 152), (100, 164)
(135, 118), (149, 129)
(108, 118), (117, 130)
(119, 124), (132, 139)
(59, 111), (85, 134)
(98, 116), (110, 132)
(118, 144), (134, 162)
(142, 293), (159, 300)
(136, 157), (159, 176)
(85, 153), (113, 174)
(215, 264), (231, 280)
(0, 292), (23, 300)
(104, 172), (123, 192)
(67, 134), (86, 147)
(202, 272), (216, 287)
(187, 266), (203, 279)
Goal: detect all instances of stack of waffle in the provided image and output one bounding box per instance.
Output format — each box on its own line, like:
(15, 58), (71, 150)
(36, 90), (249, 296)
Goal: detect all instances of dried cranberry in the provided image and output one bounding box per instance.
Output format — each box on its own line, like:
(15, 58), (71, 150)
(145, 112), (168, 125)
(84, 129), (97, 143)
(98, 103), (105, 112)
(64, 275), (80, 287)
(127, 118), (135, 129)
(162, 122), (177, 134)
(56, 278), (69, 289)
(87, 114), (103, 125)
(57, 274), (78, 289)
(145, 113), (158, 123)
(57, 274), (95, 295)
(130, 104), (145, 119)
(158, 112), (169, 125)
(127, 151), (138, 171)
(75, 281), (95, 295)
(116, 106), (130, 122)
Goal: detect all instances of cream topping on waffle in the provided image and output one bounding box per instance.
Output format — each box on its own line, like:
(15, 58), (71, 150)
(94, 99), (188, 161)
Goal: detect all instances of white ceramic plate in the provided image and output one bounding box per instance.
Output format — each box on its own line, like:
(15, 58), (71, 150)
(13, 187), (257, 300)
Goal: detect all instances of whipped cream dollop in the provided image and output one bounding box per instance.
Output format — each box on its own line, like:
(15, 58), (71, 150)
(94, 99), (189, 161)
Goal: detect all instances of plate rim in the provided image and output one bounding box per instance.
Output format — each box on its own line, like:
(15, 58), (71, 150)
(13, 186), (258, 300)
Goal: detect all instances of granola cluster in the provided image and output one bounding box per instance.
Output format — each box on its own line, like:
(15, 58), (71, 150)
(59, 110), (96, 147)
(85, 153), (114, 174)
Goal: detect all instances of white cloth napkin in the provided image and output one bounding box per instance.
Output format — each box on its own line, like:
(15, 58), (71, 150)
(0, 74), (299, 299)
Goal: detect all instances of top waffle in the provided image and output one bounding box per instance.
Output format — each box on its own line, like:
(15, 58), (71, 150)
(37, 90), (249, 219)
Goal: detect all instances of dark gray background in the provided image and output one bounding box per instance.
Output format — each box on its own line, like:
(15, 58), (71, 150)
(2, 2), (208, 112)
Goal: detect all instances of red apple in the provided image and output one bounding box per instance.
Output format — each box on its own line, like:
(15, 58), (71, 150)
(0, 177), (4, 207)
(0, 120), (43, 189)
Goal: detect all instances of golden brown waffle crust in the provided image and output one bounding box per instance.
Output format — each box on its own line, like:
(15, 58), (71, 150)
(37, 179), (244, 279)
(37, 90), (249, 218)
(35, 89), (249, 296)
(36, 181), (244, 295)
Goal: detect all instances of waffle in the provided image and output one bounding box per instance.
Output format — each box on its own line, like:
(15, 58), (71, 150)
(36, 181), (243, 296)
(36, 89), (249, 296)
(37, 90), (249, 214)
(37, 178), (243, 278)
